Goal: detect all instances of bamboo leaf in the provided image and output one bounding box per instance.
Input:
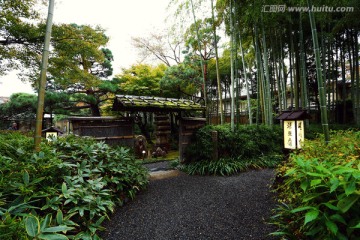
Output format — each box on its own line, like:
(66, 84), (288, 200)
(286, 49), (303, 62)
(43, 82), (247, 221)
(337, 195), (359, 213)
(345, 181), (356, 196)
(304, 209), (319, 225)
(315, 165), (331, 174)
(61, 182), (68, 195)
(329, 178), (339, 193)
(56, 210), (63, 225)
(330, 214), (346, 225)
(307, 172), (324, 177)
(291, 206), (314, 213)
(25, 215), (40, 237)
(325, 220), (338, 235)
(300, 181), (308, 192)
(350, 222), (360, 229)
(38, 233), (68, 240)
(310, 179), (322, 187)
(323, 202), (339, 211)
(23, 170), (30, 185)
(42, 225), (74, 233)
(302, 192), (324, 202)
(95, 216), (106, 227)
(40, 214), (52, 231)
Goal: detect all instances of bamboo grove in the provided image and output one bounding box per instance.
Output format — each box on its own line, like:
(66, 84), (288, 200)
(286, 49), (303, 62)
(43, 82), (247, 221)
(185, 0), (359, 137)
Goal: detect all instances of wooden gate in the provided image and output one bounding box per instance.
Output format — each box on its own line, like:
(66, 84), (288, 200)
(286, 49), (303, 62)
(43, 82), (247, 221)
(179, 117), (206, 162)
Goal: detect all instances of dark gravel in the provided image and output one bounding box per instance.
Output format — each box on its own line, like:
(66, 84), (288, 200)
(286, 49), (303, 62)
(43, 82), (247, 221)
(101, 167), (279, 240)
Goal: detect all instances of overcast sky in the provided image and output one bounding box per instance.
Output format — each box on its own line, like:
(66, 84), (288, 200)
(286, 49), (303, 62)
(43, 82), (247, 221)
(0, 0), (170, 97)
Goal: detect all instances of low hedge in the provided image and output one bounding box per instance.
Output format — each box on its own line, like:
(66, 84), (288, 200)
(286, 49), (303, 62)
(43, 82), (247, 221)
(0, 132), (149, 239)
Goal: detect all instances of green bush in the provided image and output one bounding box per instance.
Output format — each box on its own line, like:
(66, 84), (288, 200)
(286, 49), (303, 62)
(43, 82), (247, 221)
(0, 132), (149, 239)
(182, 124), (283, 175)
(271, 130), (360, 239)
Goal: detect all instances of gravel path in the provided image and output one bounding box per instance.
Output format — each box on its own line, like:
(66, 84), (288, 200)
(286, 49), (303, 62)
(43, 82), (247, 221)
(101, 166), (278, 240)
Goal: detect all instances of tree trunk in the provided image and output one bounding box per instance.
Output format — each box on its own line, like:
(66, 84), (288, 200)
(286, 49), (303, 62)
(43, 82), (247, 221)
(90, 103), (101, 116)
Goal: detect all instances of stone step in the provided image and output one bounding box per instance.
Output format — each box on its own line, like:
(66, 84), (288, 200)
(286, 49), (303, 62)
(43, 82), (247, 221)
(148, 170), (181, 180)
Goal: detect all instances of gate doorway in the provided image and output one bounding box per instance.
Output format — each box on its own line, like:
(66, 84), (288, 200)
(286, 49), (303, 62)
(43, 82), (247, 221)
(112, 95), (206, 161)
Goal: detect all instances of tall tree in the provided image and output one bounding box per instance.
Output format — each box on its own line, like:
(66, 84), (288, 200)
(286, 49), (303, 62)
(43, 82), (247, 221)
(29, 24), (116, 116)
(132, 32), (182, 66)
(0, 93), (37, 120)
(0, 0), (44, 74)
(188, 0), (214, 120)
(160, 60), (203, 99)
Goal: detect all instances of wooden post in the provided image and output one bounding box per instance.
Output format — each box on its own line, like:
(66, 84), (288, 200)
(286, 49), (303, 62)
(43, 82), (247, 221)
(211, 130), (218, 161)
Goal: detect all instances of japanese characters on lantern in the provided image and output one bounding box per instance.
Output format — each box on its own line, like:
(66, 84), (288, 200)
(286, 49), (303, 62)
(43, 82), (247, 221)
(283, 120), (304, 149)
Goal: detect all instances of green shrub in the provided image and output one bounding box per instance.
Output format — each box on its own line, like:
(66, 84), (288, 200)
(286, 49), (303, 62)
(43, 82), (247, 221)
(0, 132), (149, 239)
(182, 124), (283, 175)
(185, 124), (282, 162)
(271, 130), (360, 239)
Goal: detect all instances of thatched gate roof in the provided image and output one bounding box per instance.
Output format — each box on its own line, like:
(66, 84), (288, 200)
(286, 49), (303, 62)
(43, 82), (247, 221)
(112, 95), (205, 112)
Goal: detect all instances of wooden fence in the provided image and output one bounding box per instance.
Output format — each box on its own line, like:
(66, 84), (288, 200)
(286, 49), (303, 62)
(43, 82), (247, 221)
(68, 117), (134, 148)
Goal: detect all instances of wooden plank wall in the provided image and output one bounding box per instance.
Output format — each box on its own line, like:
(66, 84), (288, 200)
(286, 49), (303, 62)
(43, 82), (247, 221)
(179, 117), (206, 163)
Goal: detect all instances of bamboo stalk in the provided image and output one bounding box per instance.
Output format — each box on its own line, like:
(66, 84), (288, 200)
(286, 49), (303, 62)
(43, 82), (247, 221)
(34, 0), (55, 152)
(239, 31), (252, 125)
(307, 0), (330, 143)
(189, 0), (208, 122)
(210, 0), (224, 124)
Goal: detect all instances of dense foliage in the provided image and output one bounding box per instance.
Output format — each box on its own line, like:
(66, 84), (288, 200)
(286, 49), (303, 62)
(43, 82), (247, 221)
(115, 63), (166, 97)
(271, 130), (360, 239)
(181, 124), (283, 175)
(0, 132), (148, 239)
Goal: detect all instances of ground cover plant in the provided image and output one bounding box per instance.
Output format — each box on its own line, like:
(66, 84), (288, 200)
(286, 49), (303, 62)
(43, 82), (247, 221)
(305, 124), (359, 140)
(271, 130), (360, 239)
(180, 124), (284, 176)
(0, 131), (148, 239)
